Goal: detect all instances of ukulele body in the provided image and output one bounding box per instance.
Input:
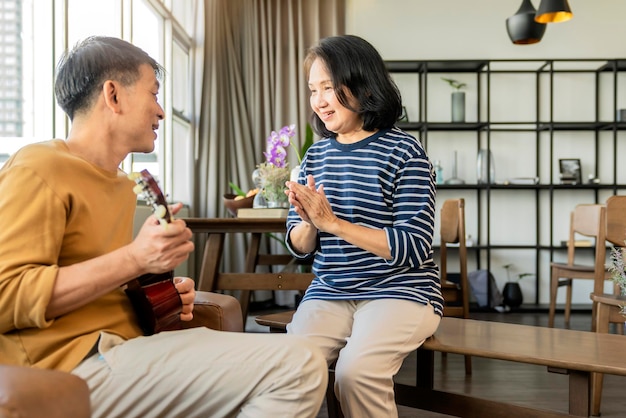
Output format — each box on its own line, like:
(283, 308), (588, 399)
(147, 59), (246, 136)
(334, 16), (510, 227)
(125, 271), (182, 335)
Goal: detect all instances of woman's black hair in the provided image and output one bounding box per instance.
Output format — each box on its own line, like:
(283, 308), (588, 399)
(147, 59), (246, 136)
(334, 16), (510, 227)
(55, 36), (164, 120)
(304, 35), (402, 138)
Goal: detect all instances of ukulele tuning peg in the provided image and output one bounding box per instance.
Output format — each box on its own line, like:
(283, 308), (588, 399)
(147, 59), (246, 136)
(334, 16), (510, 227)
(154, 205), (167, 220)
(128, 172), (141, 181)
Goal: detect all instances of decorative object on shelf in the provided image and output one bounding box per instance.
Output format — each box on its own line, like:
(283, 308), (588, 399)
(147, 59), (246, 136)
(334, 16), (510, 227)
(617, 109), (626, 122)
(587, 174), (600, 184)
(476, 149), (496, 184)
(441, 77), (466, 123)
(506, 0), (547, 45)
(558, 158), (581, 185)
(433, 160), (444, 185)
(502, 264), (533, 308)
(505, 177), (539, 185)
(445, 150), (465, 185)
(502, 282), (523, 308)
(535, 0), (573, 23)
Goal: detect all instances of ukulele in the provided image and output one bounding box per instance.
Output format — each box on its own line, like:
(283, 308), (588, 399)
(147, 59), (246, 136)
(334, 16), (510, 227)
(125, 169), (182, 335)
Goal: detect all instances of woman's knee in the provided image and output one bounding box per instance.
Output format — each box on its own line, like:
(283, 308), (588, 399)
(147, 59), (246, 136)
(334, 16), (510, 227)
(333, 355), (371, 388)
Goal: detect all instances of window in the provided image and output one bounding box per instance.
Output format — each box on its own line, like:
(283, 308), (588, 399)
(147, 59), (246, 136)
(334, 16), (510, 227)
(0, 0), (197, 204)
(129, 0), (163, 177)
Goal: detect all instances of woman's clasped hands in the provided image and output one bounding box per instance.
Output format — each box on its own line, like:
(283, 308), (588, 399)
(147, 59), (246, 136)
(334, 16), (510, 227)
(285, 175), (338, 233)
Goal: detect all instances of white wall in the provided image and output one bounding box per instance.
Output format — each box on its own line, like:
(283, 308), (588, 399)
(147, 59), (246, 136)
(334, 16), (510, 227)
(346, 0), (626, 306)
(346, 0), (626, 60)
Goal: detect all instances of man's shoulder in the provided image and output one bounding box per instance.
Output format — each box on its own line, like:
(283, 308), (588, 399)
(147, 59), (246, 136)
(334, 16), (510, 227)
(7, 139), (67, 165)
(3, 140), (70, 173)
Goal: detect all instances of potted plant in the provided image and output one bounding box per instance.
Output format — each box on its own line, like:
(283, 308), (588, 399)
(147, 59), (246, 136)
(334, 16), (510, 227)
(441, 77), (467, 123)
(502, 264), (533, 308)
(608, 245), (626, 317)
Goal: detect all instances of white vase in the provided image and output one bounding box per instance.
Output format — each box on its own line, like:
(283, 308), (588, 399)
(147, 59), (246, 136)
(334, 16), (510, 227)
(290, 166), (300, 182)
(451, 91), (465, 123)
(477, 149), (495, 184)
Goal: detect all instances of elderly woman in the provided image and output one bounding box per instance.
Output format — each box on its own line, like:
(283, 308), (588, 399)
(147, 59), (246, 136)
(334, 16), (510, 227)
(285, 34), (443, 418)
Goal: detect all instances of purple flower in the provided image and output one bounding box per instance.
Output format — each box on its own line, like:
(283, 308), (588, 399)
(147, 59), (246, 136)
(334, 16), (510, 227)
(263, 124), (296, 168)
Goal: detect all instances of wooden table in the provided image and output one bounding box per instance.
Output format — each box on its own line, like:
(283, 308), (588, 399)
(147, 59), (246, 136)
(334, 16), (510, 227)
(589, 292), (626, 415)
(182, 218), (314, 321)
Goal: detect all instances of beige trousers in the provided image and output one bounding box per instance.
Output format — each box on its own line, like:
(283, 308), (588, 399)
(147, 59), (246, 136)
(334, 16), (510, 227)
(72, 327), (327, 418)
(287, 299), (441, 418)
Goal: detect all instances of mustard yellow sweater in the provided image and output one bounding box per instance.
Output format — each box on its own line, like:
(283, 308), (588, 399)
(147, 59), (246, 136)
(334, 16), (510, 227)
(0, 140), (143, 371)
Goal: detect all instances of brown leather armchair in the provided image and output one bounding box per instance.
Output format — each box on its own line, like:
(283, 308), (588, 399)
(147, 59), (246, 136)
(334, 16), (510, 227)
(0, 291), (243, 418)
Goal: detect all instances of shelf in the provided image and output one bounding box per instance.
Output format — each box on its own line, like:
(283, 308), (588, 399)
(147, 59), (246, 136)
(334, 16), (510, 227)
(388, 58), (626, 74)
(397, 122), (488, 131)
(437, 184), (626, 190)
(598, 59), (626, 72)
(399, 121), (626, 132)
(538, 122), (606, 131)
(385, 60), (488, 73)
(386, 58), (626, 306)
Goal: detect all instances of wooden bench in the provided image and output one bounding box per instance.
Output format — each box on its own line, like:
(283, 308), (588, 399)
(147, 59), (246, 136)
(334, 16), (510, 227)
(255, 313), (626, 417)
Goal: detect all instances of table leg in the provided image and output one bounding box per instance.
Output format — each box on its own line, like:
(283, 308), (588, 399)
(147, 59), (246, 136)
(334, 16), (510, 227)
(568, 370), (590, 417)
(591, 301), (611, 416)
(239, 233), (263, 321)
(197, 233), (225, 292)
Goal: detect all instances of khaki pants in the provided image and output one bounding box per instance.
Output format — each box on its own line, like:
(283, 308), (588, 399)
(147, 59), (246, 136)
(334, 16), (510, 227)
(72, 327), (327, 418)
(288, 299), (441, 418)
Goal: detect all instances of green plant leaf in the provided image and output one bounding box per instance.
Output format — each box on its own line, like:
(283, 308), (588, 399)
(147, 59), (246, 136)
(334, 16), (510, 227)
(441, 77), (467, 90)
(301, 124), (314, 160)
(291, 123), (315, 165)
(265, 232), (288, 250)
(228, 181), (246, 197)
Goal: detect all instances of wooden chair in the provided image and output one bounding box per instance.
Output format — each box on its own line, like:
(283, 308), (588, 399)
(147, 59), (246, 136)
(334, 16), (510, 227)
(548, 203), (610, 329)
(590, 194), (626, 416)
(438, 198), (472, 375)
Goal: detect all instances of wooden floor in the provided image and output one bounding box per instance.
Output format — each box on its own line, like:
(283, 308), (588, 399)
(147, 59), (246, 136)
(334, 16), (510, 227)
(247, 308), (626, 418)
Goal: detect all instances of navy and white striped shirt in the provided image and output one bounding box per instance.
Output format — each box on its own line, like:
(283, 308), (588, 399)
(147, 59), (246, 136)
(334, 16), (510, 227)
(286, 127), (444, 316)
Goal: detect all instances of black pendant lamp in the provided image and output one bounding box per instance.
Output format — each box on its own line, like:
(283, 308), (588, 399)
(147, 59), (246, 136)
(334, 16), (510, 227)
(506, 0), (547, 45)
(535, 0), (573, 23)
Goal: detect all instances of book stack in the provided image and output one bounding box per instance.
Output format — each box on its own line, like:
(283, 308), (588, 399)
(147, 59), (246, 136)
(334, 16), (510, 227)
(237, 208), (289, 218)
(505, 177), (539, 185)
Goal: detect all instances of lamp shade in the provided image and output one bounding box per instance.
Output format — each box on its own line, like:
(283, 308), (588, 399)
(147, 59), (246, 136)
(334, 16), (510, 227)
(535, 0), (573, 23)
(506, 0), (547, 45)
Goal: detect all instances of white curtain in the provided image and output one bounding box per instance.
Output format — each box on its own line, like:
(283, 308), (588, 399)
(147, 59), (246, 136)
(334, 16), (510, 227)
(191, 0), (345, 298)
(195, 0), (344, 219)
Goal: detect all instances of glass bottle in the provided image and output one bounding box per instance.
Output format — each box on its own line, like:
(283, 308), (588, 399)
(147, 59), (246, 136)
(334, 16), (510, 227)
(433, 160), (444, 185)
(251, 168), (267, 208)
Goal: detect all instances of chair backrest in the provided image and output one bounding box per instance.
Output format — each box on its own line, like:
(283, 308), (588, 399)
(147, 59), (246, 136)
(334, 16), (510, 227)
(567, 204), (606, 265)
(439, 198), (469, 318)
(605, 195), (626, 247)
(566, 203), (607, 295)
